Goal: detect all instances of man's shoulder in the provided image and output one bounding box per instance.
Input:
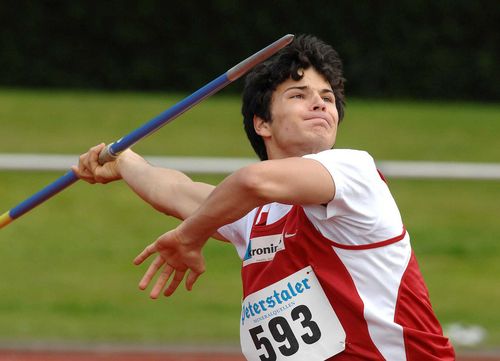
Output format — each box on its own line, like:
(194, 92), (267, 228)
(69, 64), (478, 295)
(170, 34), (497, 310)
(306, 148), (374, 164)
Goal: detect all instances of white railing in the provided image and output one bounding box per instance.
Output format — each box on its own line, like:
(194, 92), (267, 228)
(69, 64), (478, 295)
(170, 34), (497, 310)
(1, 153), (500, 180)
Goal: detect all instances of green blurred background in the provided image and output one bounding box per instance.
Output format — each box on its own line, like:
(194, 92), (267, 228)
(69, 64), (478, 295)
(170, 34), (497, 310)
(0, 0), (499, 354)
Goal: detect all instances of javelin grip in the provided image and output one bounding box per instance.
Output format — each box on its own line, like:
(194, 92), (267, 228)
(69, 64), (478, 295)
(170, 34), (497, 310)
(1, 34), (294, 229)
(98, 143), (119, 165)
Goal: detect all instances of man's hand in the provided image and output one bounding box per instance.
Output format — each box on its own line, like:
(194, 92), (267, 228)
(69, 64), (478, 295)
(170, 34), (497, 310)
(134, 226), (207, 298)
(71, 143), (125, 184)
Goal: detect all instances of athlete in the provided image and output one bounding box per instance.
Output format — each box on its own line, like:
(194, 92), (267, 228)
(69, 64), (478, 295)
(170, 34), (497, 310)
(73, 35), (455, 360)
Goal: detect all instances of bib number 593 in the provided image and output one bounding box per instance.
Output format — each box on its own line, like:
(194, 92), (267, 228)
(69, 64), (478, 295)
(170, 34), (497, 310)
(249, 305), (321, 361)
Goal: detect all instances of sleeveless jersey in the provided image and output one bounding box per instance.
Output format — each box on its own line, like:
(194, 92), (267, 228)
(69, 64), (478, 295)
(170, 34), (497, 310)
(219, 149), (455, 360)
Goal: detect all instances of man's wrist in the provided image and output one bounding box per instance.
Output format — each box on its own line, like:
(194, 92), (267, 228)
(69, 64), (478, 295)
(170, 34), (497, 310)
(179, 214), (218, 247)
(116, 150), (145, 175)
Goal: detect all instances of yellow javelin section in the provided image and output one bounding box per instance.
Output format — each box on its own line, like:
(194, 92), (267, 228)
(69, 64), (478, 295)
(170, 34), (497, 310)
(0, 212), (13, 229)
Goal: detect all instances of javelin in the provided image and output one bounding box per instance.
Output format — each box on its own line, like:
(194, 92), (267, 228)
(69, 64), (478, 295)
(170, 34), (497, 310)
(0, 34), (294, 229)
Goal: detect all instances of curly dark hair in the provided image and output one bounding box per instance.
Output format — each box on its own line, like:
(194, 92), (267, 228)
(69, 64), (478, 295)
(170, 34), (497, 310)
(242, 34), (346, 160)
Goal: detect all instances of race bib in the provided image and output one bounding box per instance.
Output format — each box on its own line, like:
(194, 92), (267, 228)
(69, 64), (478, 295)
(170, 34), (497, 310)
(240, 266), (345, 361)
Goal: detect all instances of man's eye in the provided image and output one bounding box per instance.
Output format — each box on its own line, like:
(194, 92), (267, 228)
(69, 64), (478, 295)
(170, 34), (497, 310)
(291, 94), (304, 99)
(323, 96), (334, 102)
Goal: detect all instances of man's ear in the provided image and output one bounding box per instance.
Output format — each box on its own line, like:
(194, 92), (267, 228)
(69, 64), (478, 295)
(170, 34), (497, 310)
(254, 115), (271, 138)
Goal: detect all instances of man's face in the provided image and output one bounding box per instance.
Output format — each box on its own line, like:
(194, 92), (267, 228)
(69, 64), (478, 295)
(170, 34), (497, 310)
(255, 67), (339, 159)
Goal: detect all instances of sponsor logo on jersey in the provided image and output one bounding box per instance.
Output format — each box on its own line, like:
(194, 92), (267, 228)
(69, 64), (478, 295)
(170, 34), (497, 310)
(243, 233), (285, 266)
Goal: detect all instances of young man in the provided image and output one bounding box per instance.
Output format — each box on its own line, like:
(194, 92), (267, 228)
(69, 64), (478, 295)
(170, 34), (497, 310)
(73, 35), (455, 360)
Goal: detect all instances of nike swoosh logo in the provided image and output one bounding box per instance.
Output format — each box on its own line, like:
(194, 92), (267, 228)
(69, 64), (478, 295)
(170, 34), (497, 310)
(284, 232), (297, 238)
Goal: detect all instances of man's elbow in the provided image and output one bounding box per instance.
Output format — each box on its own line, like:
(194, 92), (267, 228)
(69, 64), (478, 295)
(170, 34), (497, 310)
(235, 164), (276, 204)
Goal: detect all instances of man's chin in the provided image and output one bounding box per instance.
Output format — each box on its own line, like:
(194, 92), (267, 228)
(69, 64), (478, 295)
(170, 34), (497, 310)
(310, 130), (336, 145)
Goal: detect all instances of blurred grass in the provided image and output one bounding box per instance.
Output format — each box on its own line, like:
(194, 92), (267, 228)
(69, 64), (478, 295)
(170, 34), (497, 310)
(1, 88), (499, 161)
(0, 88), (499, 347)
(0, 88), (253, 157)
(0, 172), (242, 344)
(389, 179), (500, 345)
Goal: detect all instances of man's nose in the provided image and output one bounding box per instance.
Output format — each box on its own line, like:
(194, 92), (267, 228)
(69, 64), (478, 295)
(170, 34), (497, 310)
(312, 93), (326, 111)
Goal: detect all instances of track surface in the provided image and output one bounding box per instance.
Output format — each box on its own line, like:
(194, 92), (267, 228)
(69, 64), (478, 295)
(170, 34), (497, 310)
(0, 350), (244, 361)
(0, 349), (498, 361)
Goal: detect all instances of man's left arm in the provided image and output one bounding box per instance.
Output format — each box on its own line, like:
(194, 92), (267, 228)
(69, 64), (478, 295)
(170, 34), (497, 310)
(134, 157), (335, 298)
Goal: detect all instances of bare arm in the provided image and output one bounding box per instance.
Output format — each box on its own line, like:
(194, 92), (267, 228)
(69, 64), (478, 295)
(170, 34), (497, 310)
(180, 156), (335, 237)
(134, 156), (335, 297)
(116, 151), (215, 221)
(72, 143), (216, 223)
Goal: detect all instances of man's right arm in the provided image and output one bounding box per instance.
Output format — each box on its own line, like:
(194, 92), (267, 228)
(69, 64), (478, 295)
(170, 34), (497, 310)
(72, 143), (215, 222)
(118, 151), (216, 220)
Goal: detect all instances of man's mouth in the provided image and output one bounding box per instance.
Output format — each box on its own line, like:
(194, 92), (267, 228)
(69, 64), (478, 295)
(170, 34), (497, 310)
(305, 115), (332, 128)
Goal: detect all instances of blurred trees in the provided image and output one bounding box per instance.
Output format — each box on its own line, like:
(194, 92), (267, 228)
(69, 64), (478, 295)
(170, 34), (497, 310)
(0, 0), (498, 100)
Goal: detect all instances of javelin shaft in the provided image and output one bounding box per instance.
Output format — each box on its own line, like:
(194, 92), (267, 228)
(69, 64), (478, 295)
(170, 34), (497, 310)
(98, 34), (294, 163)
(0, 171), (79, 229)
(0, 34), (294, 229)
(100, 74), (230, 162)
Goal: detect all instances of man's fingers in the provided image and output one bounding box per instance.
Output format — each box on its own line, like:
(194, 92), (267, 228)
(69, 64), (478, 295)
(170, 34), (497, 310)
(150, 264), (176, 299)
(134, 244), (157, 265)
(74, 152), (91, 179)
(72, 167), (97, 184)
(134, 230), (205, 298)
(73, 143), (106, 182)
(80, 150), (95, 174)
(163, 269), (186, 297)
(185, 270), (202, 291)
(88, 144), (104, 171)
(139, 255), (165, 290)
(71, 164), (80, 175)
